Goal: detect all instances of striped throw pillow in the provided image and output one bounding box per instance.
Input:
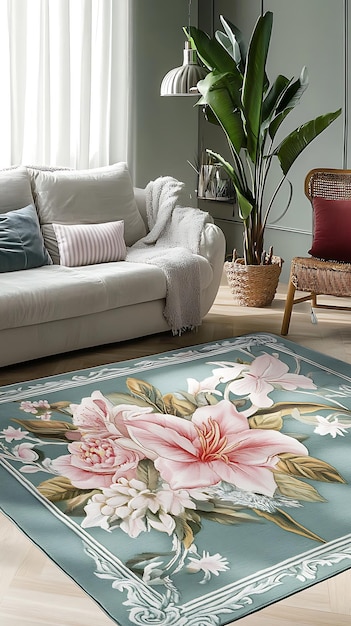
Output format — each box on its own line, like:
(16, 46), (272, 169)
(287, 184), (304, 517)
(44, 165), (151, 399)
(52, 221), (126, 266)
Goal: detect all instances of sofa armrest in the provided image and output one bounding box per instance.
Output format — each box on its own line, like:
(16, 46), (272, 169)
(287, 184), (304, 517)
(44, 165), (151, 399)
(199, 221), (225, 264)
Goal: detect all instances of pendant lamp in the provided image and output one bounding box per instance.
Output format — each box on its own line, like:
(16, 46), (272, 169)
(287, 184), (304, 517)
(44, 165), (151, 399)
(160, 1), (207, 96)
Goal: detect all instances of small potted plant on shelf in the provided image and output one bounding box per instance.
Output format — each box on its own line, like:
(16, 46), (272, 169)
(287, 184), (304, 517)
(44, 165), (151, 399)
(187, 11), (341, 306)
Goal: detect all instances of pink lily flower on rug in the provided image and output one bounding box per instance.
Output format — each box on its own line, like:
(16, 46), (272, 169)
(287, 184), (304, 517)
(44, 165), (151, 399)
(125, 400), (308, 497)
(211, 354), (316, 408)
(70, 392), (153, 441)
(70, 390), (117, 435)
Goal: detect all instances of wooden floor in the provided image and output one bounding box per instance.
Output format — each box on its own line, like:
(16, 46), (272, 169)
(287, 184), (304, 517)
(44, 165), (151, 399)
(1, 275), (351, 626)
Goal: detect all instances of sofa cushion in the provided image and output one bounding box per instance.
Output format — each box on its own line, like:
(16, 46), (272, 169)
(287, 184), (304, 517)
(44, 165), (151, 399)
(0, 167), (34, 213)
(29, 162), (147, 263)
(0, 263), (167, 330)
(0, 253), (213, 331)
(52, 220), (126, 266)
(0, 204), (52, 272)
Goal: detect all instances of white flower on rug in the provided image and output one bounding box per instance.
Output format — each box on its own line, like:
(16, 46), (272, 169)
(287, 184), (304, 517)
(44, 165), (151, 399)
(186, 375), (222, 396)
(208, 353), (316, 408)
(187, 550), (229, 583)
(82, 477), (198, 538)
(314, 415), (350, 438)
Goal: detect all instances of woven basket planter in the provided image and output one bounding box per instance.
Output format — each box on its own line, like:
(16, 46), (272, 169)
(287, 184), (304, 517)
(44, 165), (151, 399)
(224, 257), (283, 307)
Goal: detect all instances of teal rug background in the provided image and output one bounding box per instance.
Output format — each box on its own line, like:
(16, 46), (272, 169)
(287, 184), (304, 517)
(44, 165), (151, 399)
(1, 332), (351, 626)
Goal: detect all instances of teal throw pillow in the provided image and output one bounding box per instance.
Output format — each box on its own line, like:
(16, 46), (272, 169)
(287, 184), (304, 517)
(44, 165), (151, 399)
(0, 204), (52, 272)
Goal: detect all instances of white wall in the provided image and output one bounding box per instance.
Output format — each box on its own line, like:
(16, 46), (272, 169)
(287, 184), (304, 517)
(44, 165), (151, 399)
(129, 0), (200, 203)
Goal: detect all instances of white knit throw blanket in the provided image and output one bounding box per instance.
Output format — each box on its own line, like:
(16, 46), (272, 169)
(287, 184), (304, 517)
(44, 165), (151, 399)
(126, 176), (211, 335)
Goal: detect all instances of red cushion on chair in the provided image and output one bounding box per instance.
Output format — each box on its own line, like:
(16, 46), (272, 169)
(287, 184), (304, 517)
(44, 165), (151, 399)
(308, 197), (351, 262)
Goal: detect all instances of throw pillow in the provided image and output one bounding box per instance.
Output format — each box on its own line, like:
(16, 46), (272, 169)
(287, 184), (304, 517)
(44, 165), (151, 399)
(0, 167), (34, 214)
(29, 162), (146, 263)
(52, 220), (127, 267)
(309, 197), (351, 262)
(0, 204), (52, 272)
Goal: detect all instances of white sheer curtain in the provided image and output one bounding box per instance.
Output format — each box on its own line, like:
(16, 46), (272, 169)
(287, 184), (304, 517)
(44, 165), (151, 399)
(0, 0), (131, 169)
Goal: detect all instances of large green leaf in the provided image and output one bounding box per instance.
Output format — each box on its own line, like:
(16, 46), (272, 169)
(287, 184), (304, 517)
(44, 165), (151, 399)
(268, 107), (294, 142)
(262, 74), (290, 125)
(219, 15), (246, 70)
(201, 103), (221, 126)
(215, 31), (237, 63)
(276, 66), (309, 114)
(187, 26), (237, 73)
(268, 67), (309, 139)
(197, 69), (242, 109)
(197, 72), (244, 153)
(242, 11), (273, 162)
(275, 108), (342, 175)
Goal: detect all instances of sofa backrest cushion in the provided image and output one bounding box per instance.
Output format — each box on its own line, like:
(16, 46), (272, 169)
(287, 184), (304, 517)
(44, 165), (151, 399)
(29, 162), (146, 263)
(0, 204), (52, 272)
(52, 220), (127, 267)
(0, 167), (35, 213)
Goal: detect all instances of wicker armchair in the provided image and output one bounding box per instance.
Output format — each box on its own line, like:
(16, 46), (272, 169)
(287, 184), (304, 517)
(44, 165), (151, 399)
(281, 168), (351, 335)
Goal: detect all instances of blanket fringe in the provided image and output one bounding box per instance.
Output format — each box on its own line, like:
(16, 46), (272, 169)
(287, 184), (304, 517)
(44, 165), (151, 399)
(172, 325), (199, 337)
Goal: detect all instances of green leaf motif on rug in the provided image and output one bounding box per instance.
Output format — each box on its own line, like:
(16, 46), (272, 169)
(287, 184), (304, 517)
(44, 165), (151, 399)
(13, 418), (78, 440)
(37, 475), (94, 503)
(277, 454), (346, 483)
(274, 472), (326, 502)
(253, 508), (325, 543)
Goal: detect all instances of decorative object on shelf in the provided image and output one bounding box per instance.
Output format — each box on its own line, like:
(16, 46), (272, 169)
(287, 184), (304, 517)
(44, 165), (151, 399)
(186, 12), (341, 274)
(160, 0), (207, 96)
(197, 154), (235, 201)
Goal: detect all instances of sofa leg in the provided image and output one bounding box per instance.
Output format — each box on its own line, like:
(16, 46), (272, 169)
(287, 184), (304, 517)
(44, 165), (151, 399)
(281, 281), (296, 335)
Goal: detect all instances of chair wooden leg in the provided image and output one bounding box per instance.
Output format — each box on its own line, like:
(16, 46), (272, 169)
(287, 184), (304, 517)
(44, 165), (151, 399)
(281, 280), (296, 335)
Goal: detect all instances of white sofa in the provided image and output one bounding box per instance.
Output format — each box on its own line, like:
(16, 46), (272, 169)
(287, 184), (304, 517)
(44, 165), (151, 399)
(0, 163), (225, 367)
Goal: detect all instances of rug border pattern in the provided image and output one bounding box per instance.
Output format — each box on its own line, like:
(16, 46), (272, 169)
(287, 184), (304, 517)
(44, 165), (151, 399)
(1, 333), (351, 626)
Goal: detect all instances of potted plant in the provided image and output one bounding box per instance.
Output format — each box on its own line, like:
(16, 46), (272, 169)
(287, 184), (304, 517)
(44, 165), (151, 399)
(187, 11), (341, 305)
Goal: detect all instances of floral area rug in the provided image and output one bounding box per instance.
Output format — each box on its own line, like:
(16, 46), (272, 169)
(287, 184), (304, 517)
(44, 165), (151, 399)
(1, 332), (351, 626)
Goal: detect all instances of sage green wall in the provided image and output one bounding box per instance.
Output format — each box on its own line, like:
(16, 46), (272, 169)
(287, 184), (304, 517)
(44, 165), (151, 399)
(130, 0), (200, 203)
(198, 0), (347, 280)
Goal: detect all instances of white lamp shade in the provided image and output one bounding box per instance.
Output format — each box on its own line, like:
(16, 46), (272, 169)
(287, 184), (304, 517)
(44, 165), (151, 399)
(160, 41), (208, 96)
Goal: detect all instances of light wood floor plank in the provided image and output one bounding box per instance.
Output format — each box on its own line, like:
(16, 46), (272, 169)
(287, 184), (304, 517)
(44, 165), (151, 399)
(1, 275), (351, 625)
